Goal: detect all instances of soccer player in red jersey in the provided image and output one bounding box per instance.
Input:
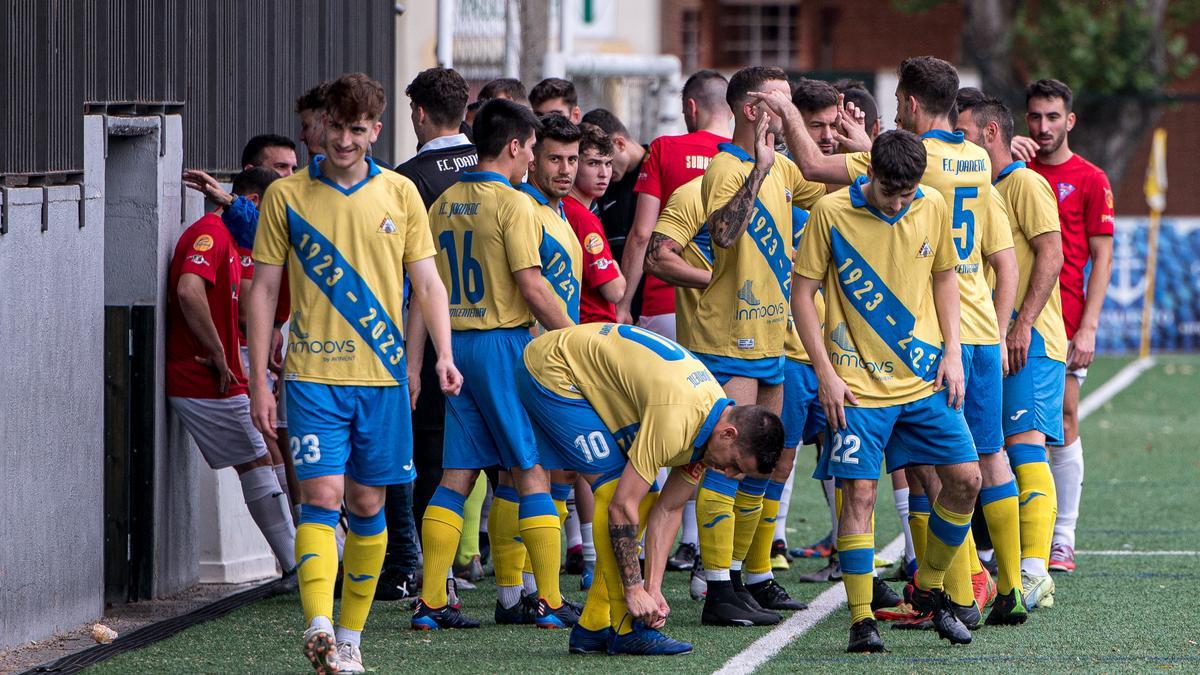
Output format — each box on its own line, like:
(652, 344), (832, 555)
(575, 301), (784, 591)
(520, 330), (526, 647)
(1023, 79), (1114, 575)
(166, 205), (297, 583)
(617, 70), (732, 337)
(563, 123), (626, 324)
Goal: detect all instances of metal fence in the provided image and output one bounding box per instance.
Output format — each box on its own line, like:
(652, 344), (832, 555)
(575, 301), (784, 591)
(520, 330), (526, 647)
(1, 0), (398, 182)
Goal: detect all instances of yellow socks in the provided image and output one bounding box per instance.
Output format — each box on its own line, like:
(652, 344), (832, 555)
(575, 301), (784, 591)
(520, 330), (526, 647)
(589, 480), (633, 634)
(1009, 444), (1057, 565)
(696, 471), (737, 575)
(838, 532), (875, 624)
(916, 501), (972, 592)
(455, 474), (488, 567)
(946, 534), (974, 606)
(519, 491), (563, 607)
(421, 487), (467, 608)
(490, 486), (526, 593)
(732, 478), (767, 568)
(339, 509), (387, 632)
(745, 480), (785, 579)
(295, 505), (341, 624)
(908, 493), (930, 569)
(981, 481), (1021, 594)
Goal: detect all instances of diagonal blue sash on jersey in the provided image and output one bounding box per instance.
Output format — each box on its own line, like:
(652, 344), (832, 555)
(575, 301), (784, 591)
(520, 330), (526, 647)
(287, 206), (408, 382)
(746, 199), (792, 299)
(538, 231), (581, 323)
(830, 227), (942, 381)
(693, 225), (713, 265)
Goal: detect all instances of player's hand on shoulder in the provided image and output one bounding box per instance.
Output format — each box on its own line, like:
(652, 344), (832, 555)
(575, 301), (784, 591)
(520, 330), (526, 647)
(437, 357), (463, 397)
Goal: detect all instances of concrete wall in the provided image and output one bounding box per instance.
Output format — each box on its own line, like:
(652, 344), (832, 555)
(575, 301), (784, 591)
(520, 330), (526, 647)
(0, 125), (106, 649)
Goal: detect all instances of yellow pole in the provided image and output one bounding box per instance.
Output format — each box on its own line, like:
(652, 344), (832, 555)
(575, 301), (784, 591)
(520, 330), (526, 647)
(1138, 209), (1162, 359)
(1138, 128), (1168, 359)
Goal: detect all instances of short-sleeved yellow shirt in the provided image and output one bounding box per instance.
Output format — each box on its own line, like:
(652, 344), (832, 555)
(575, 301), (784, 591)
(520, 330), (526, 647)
(428, 171), (543, 331)
(254, 156), (435, 385)
(525, 323), (732, 484)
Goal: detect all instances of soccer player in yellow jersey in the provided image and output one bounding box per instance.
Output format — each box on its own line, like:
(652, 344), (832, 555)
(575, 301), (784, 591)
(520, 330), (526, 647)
(246, 74), (463, 674)
(755, 56), (1019, 624)
(412, 99), (578, 631)
(515, 323), (785, 655)
(956, 89), (1067, 617)
(517, 113), (584, 325)
(685, 66), (825, 627)
(792, 130), (980, 652)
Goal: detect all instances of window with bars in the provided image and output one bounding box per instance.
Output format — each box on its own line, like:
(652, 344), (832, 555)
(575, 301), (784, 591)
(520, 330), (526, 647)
(717, 3), (799, 68)
(680, 9), (700, 74)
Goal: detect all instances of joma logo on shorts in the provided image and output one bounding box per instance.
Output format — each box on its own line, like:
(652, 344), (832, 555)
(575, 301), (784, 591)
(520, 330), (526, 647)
(290, 339), (357, 355)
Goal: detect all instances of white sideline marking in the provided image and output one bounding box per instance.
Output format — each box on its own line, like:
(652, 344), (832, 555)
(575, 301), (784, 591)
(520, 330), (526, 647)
(715, 357), (1156, 674)
(1077, 357), (1155, 421)
(1077, 550), (1198, 556)
(712, 535), (906, 675)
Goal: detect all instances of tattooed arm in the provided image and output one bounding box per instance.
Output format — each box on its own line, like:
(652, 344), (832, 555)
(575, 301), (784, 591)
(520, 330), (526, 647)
(608, 462), (666, 627)
(707, 114), (775, 249)
(644, 232), (711, 289)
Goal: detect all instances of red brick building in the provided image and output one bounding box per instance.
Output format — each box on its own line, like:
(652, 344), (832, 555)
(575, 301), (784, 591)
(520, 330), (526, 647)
(660, 0), (1199, 215)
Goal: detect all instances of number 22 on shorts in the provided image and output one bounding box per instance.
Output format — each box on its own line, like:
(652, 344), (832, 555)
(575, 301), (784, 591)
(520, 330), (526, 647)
(830, 432), (860, 464)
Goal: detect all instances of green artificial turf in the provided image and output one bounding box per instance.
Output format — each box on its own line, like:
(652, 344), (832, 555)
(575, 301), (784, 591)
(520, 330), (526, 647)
(91, 356), (1200, 674)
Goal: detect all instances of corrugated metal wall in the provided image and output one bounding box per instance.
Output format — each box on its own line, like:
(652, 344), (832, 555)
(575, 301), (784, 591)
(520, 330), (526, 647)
(1, 0), (397, 181)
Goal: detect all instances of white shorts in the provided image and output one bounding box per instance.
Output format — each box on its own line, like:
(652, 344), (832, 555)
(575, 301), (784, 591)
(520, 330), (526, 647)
(636, 313), (677, 341)
(170, 394), (268, 469)
(239, 343), (288, 429)
(1067, 365), (1088, 384)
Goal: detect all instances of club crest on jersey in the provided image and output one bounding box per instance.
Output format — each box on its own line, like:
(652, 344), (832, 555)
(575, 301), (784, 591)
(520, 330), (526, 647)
(378, 217), (397, 234)
(830, 322), (857, 353)
(1056, 182), (1076, 202)
(584, 232), (605, 255)
(917, 238), (933, 258)
(187, 253), (210, 266)
(591, 258), (614, 270)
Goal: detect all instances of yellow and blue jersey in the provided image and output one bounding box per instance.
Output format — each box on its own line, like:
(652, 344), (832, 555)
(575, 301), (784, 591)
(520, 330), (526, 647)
(694, 144), (825, 360)
(524, 323), (731, 484)
(517, 182), (583, 324)
(846, 130), (1012, 346)
(254, 156), (435, 386)
(652, 177), (712, 350)
(794, 177), (957, 406)
(428, 171), (543, 331)
(993, 162), (1068, 363)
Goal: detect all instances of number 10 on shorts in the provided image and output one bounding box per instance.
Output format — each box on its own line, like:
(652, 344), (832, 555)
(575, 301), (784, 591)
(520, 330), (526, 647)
(573, 431), (611, 463)
(830, 432), (860, 464)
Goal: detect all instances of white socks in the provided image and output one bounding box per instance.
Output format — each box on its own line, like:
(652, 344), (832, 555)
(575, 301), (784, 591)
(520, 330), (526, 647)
(774, 452), (798, 543)
(580, 523), (596, 563)
(335, 626), (361, 647)
(564, 490), (583, 549)
(746, 571), (773, 585)
(239, 466), (296, 570)
(894, 486), (915, 564)
(1051, 437), (1084, 548)
(822, 478), (839, 535)
(681, 499), (699, 547)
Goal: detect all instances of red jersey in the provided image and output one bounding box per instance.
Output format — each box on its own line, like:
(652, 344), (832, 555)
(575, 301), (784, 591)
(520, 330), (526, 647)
(166, 213), (248, 398)
(634, 130), (729, 316)
(563, 195), (621, 323)
(234, 244), (291, 344)
(1029, 154), (1115, 338)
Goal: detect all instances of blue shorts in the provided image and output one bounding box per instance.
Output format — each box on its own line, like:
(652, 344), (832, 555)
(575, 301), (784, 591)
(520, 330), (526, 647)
(813, 389), (977, 481)
(693, 352), (786, 386)
(514, 367), (629, 488)
(1002, 355), (1065, 444)
(782, 359), (826, 448)
(443, 328), (540, 471)
(286, 381), (414, 485)
(962, 343), (1004, 455)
